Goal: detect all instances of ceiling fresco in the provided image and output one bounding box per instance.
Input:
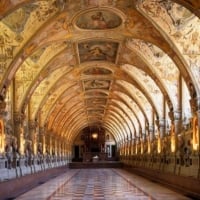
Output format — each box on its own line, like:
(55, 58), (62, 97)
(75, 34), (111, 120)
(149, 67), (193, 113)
(0, 0), (200, 144)
(76, 10), (122, 30)
(82, 67), (112, 75)
(78, 41), (119, 63)
(83, 80), (111, 90)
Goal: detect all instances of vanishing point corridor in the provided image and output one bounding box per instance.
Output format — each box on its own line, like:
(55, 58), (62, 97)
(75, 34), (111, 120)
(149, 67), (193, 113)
(0, 1), (200, 200)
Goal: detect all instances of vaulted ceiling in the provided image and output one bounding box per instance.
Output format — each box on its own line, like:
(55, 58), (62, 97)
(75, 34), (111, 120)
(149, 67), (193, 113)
(0, 0), (199, 144)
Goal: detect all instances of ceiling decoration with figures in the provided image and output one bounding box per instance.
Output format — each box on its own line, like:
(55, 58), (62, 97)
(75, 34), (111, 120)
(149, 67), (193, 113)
(0, 0), (199, 143)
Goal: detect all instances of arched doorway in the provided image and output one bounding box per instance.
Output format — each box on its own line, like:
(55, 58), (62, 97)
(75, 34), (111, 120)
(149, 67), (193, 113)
(72, 126), (117, 162)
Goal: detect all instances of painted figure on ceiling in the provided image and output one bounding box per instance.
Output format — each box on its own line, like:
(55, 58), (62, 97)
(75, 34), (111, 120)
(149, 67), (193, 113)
(90, 11), (108, 29)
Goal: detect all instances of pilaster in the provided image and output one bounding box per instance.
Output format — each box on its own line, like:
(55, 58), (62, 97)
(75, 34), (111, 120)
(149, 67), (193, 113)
(29, 120), (37, 155)
(159, 119), (166, 139)
(38, 127), (45, 154)
(13, 112), (24, 154)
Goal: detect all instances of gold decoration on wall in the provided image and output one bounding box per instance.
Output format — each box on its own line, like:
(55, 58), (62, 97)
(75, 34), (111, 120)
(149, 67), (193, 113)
(192, 114), (199, 151)
(170, 123), (176, 153)
(147, 136), (151, 154)
(0, 119), (5, 154)
(157, 136), (161, 154)
(0, 28), (18, 75)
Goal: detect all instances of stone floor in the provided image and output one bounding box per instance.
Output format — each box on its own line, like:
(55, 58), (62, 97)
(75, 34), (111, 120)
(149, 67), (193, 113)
(15, 168), (192, 200)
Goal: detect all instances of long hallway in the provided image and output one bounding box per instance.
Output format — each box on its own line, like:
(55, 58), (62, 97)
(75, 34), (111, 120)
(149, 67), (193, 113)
(15, 168), (191, 200)
(0, 1), (200, 200)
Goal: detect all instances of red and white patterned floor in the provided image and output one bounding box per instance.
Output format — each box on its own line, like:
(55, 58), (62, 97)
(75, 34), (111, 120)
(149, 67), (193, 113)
(16, 169), (191, 200)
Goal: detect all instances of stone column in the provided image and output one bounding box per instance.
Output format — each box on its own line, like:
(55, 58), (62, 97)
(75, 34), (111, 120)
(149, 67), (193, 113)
(148, 125), (154, 154)
(38, 127), (44, 154)
(60, 139), (63, 157)
(29, 120), (36, 155)
(158, 119), (166, 154)
(169, 110), (181, 153)
(174, 111), (182, 135)
(159, 119), (166, 139)
(47, 131), (53, 155)
(149, 125), (154, 142)
(128, 138), (132, 155)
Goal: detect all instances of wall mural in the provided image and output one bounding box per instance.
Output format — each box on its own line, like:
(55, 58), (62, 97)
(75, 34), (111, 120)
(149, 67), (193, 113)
(78, 41), (118, 63)
(76, 10), (122, 30)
